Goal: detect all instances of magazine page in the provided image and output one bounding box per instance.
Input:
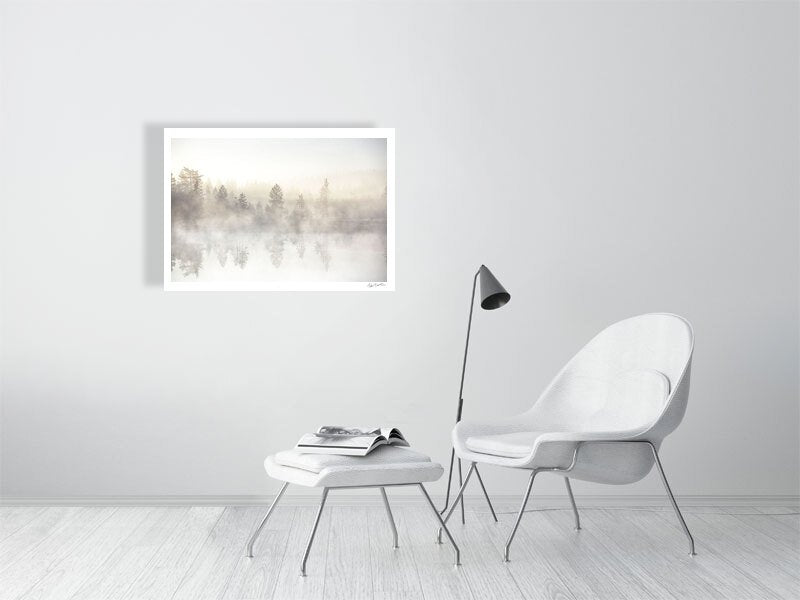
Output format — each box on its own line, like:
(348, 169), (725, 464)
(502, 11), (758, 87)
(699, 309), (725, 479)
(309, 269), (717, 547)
(295, 432), (387, 456)
(316, 425), (381, 437)
(381, 427), (409, 446)
(316, 426), (407, 443)
(301, 426), (408, 453)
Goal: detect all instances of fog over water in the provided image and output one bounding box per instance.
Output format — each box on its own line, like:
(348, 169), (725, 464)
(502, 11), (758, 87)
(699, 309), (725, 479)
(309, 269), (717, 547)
(169, 137), (388, 283)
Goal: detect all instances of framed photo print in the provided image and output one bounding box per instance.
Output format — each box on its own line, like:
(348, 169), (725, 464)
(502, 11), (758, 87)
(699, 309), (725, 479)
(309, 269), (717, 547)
(164, 128), (394, 291)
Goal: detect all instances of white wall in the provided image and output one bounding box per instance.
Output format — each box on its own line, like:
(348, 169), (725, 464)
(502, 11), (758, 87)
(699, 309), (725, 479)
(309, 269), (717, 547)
(1, 0), (797, 500)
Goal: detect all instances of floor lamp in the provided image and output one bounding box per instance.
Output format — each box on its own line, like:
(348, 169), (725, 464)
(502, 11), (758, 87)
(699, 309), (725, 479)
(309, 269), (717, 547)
(440, 264), (510, 524)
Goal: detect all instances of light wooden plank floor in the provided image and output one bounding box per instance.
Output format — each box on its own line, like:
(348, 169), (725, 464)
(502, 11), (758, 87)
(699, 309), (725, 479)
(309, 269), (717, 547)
(0, 503), (797, 600)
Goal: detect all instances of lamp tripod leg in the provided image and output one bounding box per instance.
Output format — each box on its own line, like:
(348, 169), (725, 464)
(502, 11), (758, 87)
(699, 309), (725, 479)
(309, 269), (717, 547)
(440, 448), (456, 514)
(457, 459), (465, 524)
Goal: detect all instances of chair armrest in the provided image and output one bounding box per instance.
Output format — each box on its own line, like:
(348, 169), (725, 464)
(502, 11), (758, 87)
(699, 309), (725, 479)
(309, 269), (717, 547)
(525, 433), (656, 472)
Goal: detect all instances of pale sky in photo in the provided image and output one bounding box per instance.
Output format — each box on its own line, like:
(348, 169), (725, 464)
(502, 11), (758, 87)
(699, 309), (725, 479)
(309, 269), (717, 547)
(171, 137), (387, 190)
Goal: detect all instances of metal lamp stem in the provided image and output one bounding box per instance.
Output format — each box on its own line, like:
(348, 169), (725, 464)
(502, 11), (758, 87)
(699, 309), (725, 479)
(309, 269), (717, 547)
(457, 270), (480, 417)
(440, 269), (497, 523)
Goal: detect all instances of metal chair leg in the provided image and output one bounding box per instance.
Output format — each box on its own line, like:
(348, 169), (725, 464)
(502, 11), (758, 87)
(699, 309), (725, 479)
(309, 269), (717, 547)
(245, 481), (289, 557)
(300, 488), (329, 576)
(441, 453), (496, 524)
(419, 484), (461, 566)
(379, 487), (399, 549)
(474, 465), (498, 522)
(437, 462), (476, 543)
(504, 470), (537, 562)
(564, 477), (581, 530)
(648, 442), (696, 556)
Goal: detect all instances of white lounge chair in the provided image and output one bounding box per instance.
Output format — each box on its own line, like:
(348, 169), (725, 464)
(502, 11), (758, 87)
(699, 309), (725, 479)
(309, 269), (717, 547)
(439, 313), (697, 561)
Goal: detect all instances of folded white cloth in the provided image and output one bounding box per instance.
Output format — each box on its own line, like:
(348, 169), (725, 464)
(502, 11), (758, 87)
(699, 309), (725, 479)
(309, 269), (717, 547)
(274, 446), (433, 473)
(265, 445), (443, 488)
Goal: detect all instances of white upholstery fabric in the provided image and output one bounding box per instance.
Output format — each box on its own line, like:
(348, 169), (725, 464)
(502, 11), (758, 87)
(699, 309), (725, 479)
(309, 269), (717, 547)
(453, 313), (693, 485)
(265, 446), (444, 488)
(465, 432), (543, 458)
(274, 447), (433, 473)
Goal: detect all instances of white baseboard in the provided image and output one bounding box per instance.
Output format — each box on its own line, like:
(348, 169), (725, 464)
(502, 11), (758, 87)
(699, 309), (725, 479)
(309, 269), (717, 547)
(1, 494), (797, 507)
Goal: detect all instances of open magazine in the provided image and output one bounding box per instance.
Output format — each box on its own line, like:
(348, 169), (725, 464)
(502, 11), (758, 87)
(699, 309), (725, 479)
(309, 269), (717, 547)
(294, 426), (410, 456)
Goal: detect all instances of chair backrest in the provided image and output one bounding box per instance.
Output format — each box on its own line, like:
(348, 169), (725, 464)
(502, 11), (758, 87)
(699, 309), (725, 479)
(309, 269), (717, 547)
(527, 313), (694, 442)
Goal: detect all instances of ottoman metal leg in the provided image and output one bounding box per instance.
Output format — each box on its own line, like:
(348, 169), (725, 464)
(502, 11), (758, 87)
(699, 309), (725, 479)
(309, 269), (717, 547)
(380, 487), (399, 549)
(246, 481), (289, 558)
(418, 482), (462, 567)
(437, 462), (475, 544)
(418, 484), (461, 567)
(301, 487), (329, 577)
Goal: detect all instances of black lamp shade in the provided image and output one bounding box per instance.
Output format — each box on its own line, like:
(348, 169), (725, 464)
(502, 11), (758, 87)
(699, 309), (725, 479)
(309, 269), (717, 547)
(478, 265), (510, 310)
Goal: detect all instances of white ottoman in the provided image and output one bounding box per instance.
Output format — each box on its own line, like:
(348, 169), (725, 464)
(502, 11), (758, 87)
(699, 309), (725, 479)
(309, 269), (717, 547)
(245, 446), (460, 575)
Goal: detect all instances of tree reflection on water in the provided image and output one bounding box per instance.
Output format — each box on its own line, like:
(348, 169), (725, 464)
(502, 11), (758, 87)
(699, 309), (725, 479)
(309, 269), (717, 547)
(170, 169), (387, 282)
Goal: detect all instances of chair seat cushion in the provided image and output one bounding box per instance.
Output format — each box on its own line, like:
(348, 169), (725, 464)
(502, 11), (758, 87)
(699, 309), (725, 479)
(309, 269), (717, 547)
(265, 445), (444, 488)
(465, 432), (542, 458)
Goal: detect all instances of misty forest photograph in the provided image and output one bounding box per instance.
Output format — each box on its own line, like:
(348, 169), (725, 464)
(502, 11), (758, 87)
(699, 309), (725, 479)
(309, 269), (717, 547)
(165, 130), (393, 290)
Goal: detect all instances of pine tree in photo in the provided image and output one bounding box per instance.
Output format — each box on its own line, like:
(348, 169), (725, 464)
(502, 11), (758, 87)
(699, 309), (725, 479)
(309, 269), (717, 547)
(318, 178), (330, 221)
(178, 167), (203, 195)
(290, 193), (308, 232)
(269, 184), (284, 212)
(215, 184), (229, 204)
